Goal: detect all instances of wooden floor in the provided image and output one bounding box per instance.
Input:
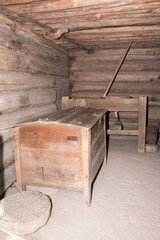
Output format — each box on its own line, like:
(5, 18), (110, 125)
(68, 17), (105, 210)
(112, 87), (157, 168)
(1, 138), (160, 240)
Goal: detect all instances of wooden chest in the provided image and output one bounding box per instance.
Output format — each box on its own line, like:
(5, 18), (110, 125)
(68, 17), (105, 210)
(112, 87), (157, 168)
(14, 107), (107, 206)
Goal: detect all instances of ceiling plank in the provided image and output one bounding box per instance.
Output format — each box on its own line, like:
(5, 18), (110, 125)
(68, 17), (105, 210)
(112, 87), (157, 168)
(2, 0), (159, 13)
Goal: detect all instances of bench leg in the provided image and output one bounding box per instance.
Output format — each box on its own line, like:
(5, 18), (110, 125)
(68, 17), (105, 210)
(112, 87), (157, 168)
(138, 96), (147, 153)
(83, 181), (92, 207)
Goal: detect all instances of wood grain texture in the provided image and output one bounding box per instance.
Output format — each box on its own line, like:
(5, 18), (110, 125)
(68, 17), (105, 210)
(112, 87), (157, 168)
(19, 124), (83, 191)
(1, 0), (160, 50)
(70, 47), (160, 130)
(14, 108), (106, 206)
(0, 12), (69, 196)
(0, 161), (16, 196)
(138, 96), (147, 153)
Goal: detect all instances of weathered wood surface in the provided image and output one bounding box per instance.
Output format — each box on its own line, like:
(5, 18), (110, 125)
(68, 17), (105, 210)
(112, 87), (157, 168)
(0, 47), (68, 76)
(0, 161), (16, 196)
(70, 47), (160, 130)
(71, 60), (160, 72)
(15, 125), (83, 191)
(0, 103), (57, 130)
(0, 6), (68, 54)
(0, 140), (14, 170)
(1, 0), (160, 50)
(0, 25), (68, 65)
(14, 108), (106, 206)
(62, 97), (147, 152)
(0, 88), (56, 114)
(138, 96), (147, 153)
(0, 12), (69, 195)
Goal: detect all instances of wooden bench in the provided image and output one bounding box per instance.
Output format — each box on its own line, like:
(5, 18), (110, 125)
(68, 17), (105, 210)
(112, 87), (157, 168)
(62, 96), (147, 153)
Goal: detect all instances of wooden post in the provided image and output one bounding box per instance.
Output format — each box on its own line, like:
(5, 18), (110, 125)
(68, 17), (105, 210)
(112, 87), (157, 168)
(82, 130), (92, 207)
(138, 96), (147, 153)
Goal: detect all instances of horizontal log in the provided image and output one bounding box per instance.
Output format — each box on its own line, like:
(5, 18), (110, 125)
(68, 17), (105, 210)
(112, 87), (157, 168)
(0, 161), (16, 196)
(70, 60), (160, 72)
(19, 1), (160, 19)
(59, 41), (160, 50)
(0, 73), (69, 92)
(69, 48), (160, 61)
(0, 25), (68, 64)
(69, 71), (160, 82)
(69, 25), (160, 37)
(72, 81), (160, 94)
(0, 88), (56, 114)
(0, 103), (57, 130)
(48, 16), (160, 31)
(4, 0), (159, 13)
(57, 37), (160, 50)
(0, 0), (38, 5)
(0, 128), (13, 144)
(0, 7), (68, 55)
(0, 47), (68, 76)
(68, 35), (160, 45)
(34, 11), (160, 27)
(0, 140), (14, 170)
(68, 35), (160, 47)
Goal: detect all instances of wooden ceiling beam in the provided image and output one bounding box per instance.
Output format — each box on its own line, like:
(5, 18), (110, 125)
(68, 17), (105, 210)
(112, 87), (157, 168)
(54, 41), (160, 49)
(47, 17), (160, 32)
(67, 25), (160, 36)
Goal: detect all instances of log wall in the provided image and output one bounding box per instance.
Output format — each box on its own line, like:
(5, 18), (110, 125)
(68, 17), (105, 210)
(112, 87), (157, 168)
(69, 48), (160, 131)
(0, 23), (69, 196)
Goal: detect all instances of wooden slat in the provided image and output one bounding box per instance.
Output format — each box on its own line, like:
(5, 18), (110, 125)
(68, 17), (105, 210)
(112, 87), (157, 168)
(86, 98), (139, 111)
(107, 129), (138, 135)
(62, 97), (139, 111)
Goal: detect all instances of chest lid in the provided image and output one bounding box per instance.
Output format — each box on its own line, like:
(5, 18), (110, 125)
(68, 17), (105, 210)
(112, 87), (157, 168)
(15, 107), (107, 130)
(46, 107), (107, 130)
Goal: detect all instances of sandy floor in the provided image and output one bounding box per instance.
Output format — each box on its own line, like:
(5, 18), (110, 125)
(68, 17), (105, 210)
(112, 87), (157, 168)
(1, 139), (160, 240)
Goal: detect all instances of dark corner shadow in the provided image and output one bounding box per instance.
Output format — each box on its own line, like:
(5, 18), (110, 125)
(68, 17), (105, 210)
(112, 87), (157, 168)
(105, 111), (110, 164)
(0, 135), (4, 200)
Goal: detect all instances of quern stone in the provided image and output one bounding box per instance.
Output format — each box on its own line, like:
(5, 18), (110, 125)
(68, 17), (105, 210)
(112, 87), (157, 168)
(0, 191), (52, 236)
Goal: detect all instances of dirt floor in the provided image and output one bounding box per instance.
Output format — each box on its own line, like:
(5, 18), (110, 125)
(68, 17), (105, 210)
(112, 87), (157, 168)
(0, 138), (160, 240)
